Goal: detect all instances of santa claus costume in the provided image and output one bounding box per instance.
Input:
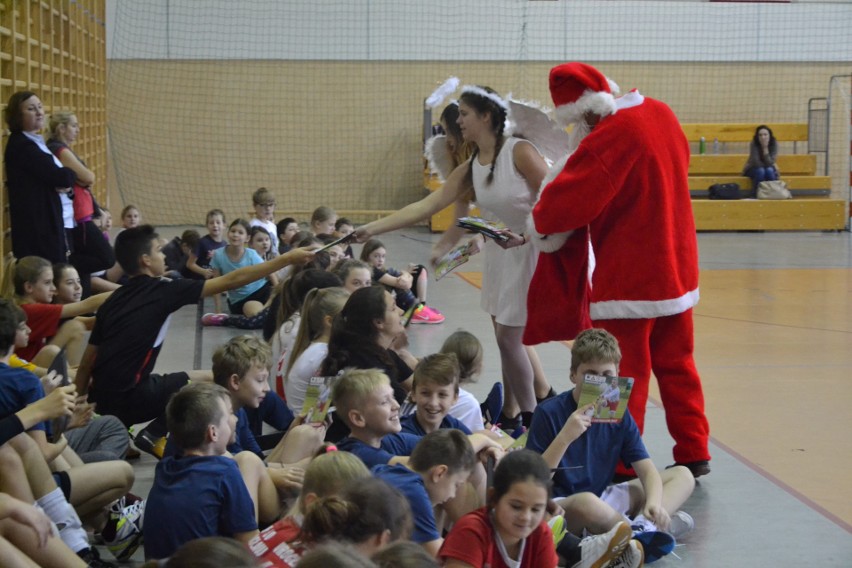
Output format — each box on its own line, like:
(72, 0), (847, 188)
(529, 62), (711, 473)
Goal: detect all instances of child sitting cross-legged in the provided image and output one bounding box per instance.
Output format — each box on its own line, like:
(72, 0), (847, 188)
(143, 382), (259, 561)
(526, 328), (696, 566)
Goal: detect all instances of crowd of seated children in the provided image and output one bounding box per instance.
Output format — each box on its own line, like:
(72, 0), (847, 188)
(72, 225), (312, 458)
(0, 299), (137, 566)
(250, 187), (280, 253)
(333, 259), (372, 294)
(2, 255), (112, 368)
(527, 328), (696, 565)
(360, 238), (444, 325)
(162, 229), (201, 280)
(281, 287), (349, 413)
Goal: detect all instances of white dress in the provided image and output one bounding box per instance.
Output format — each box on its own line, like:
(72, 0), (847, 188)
(472, 137), (539, 327)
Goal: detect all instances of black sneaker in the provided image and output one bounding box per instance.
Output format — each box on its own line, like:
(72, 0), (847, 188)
(77, 546), (118, 567)
(536, 387), (557, 405)
(496, 412), (522, 434)
(667, 460), (711, 479)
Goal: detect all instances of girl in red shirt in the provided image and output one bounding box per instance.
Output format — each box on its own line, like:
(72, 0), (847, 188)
(440, 450), (559, 568)
(2, 255), (111, 367)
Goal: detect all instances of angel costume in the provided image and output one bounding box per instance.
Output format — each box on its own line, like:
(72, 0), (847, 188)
(472, 137), (538, 327)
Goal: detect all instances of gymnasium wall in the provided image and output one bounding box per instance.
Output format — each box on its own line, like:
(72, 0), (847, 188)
(105, 1), (852, 225)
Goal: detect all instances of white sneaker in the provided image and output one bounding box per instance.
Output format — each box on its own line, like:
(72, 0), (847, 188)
(608, 540), (644, 568)
(570, 521), (632, 568)
(667, 510), (694, 540)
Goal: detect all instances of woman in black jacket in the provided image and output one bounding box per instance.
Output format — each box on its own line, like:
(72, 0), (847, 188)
(4, 91), (76, 263)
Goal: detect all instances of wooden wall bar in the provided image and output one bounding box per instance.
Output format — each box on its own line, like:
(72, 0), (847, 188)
(0, 0), (106, 257)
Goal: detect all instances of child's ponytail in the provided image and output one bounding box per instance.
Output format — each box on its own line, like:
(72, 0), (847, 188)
(1, 255), (51, 302)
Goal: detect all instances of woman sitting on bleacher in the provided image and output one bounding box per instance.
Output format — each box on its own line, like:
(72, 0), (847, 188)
(743, 125), (780, 191)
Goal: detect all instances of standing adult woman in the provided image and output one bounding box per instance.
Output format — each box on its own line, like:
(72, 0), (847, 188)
(4, 92), (75, 264)
(357, 86), (553, 428)
(47, 111), (115, 297)
(742, 125), (780, 194)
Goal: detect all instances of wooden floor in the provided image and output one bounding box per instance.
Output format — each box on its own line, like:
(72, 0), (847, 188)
(125, 227), (852, 566)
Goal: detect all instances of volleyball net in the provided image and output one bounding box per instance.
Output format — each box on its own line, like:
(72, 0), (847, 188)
(106, 0), (852, 226)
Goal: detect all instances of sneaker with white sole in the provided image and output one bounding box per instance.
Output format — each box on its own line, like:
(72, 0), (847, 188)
(667, 510), (694, 540)
(570, 521), (632, 568)
(410, 304), (445, 324)
(103, 499), (145, 561)
(608, 540), (645, 568)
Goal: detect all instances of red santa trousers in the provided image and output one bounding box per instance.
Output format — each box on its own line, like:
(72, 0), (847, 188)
(595, 309), (710, 464)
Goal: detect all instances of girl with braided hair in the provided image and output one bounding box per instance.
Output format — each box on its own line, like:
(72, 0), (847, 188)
(357, 86), (553, 430)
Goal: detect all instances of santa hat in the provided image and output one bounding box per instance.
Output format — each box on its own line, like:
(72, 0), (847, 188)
(549, 62), (619, 126)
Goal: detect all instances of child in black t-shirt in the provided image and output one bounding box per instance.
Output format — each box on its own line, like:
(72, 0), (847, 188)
(73, 225), (313, 457)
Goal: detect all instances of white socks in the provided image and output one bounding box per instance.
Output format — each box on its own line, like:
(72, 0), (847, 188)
(35, 488), (89, 553)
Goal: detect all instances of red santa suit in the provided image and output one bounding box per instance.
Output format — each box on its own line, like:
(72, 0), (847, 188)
(530, 63), (710, 467)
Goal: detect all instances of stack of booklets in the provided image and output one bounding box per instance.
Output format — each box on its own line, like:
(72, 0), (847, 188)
(457, 216), (509, 242)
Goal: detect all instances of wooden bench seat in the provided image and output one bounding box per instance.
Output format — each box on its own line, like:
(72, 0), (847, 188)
(691, 199), (846, 231)
(689, 154), (816, 176)
(681, 123), (807, 143)
(688, 175), (832, 199)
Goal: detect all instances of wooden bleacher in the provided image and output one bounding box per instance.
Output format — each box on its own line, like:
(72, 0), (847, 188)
(684, 123), (846, 231)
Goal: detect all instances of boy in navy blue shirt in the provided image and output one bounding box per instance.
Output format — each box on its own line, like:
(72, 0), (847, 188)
(399, 353), (473, 436)
(372, 429), (475, 557)
(144, 383), (258, 560)
(527, 329), (696, 564)
(211, 335), (324, 524)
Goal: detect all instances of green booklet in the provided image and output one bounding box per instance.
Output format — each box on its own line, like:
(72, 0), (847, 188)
(435, 244), (471, 280)
(577, 374), (635, 423)
(300, 376), (338, 424)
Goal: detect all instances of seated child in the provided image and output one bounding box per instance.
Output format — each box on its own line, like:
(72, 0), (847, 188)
(3, 255), (112, 367)
(281, 287), (349, 412)
(143, 383), (258, 560)
(315, 234), (346, 270)
(333, 368), (422, 468)
(526, 328), (696, 564)
(250, 187), (280, 252)
(438, 450), (559, 568)
(333, 217), (355, 258)
(372, 429), (475, 556)
(332, 259), (372, 294)
(73, 225), (313, 456)
(188, 209), (227, 311)
(249, 450), (371, 565)
(400, 353), (472, 436)
(439, 330), (492, 431)
(212, 219), (273, 317)
(52, 263), (83, 304)
(360, 238), (444, 324)
(252, 476), (410, 567)
(310, 206), (337, 236)
(119, 204), (140, 231)
(276, 217), (299, 254)
(162, 229), (201, 280)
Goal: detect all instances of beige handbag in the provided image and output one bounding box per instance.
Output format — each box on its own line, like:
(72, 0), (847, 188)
(757, 180), (792, 200)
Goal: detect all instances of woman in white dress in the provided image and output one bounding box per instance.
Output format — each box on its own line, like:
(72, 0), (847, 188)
(357, 86), (552, 428)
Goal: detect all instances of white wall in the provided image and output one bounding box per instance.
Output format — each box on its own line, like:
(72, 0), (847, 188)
(106, 0), (852, 62)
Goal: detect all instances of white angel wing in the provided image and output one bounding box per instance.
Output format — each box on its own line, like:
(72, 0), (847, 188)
(424, 135), (455, 182)
(507, 99), (572, 164)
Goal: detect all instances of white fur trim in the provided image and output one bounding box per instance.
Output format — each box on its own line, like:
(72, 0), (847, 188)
(616, 89), (644, 110)
(590, 289), (700, 320)
(426, 77), (460, 109)
(606, 78), (620, 95)
(461, 85), (509, 110)
(526, 152), (573, 252)
(554, 90), (617, 126)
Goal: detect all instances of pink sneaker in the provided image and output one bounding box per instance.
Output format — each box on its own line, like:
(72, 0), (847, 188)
(411, 305), (445, 324)
(201, 313), (228, 326)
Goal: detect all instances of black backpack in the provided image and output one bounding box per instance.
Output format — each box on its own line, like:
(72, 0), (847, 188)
(708, 183), (741, 200)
